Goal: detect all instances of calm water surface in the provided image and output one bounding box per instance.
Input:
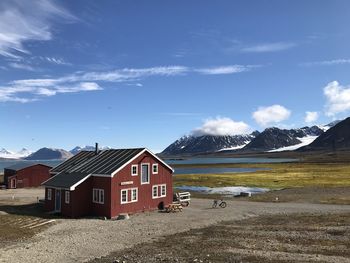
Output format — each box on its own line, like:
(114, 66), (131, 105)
(166, 157), (297, 165)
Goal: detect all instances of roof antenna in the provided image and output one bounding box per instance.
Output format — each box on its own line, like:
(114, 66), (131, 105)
(95, 142), (99, 155)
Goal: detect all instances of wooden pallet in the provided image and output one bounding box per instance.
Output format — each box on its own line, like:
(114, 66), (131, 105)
(166, 203), (183, 213)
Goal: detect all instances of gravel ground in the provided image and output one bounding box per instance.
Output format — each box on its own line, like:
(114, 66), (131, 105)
(1, 198), (350, 263)
(95, 213), (350, 263)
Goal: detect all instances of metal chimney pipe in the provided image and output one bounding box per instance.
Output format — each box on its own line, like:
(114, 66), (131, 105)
(95, 142), (99, 155)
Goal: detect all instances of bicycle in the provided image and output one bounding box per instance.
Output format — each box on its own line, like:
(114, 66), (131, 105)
(212, 199), (227, 208)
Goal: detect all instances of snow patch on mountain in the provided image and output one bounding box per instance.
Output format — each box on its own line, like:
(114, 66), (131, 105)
(0, 148), (32, 159)
(268, 135), (318, 152)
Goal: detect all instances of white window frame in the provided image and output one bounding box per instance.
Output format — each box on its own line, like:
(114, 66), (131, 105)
(65, 191), (70, 204)
(131, 188), (138, 202)
(141, 163), (150, 184)
(161, 184), (166, 197)
(121, 189), (128, 204)
(152, 185), (158, 199)
(93, 188), (104, 204)
(121, 187), (138, 204)
(152, 163), (158, 174)
(131, 164), (138, 176)
(152, 184), (167, 199)
(47, 189), (52, 200)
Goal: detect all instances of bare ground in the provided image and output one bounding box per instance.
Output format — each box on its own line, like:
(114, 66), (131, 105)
(1, 188), (350, 263)
(93, 212), (350, 263)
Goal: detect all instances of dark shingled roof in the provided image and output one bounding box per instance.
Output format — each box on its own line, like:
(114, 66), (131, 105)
(71, 148), (144, 174)
(5, 162), (52, 172)
(50, 151), (97, 173)
(44, 148), (172, 189)
(43, 172), (90, 189)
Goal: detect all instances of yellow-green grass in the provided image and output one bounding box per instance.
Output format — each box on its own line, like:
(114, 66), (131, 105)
(0, 173), (3, 184)
(173, 162), (350, 189)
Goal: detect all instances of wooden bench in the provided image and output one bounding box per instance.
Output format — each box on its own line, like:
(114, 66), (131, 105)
(166, 203), (183, 213)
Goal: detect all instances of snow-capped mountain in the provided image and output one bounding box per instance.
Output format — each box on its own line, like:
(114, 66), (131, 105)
(25, 148), (73, 160)
(161, 132), (259, 156)
(70, 145), (111, 155)
(161, 120), (342, 155)
(301, 117), (350, 151)
(243, 126), (324, 152)
(0, 148), (33, 159)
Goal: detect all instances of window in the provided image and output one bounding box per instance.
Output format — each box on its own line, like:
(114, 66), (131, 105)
(121, 189), (127, 204)
(152, 184), (167, 199)
(131, 164), (138, 176)
(47, 189), (52, 200)
(161, 185), (166, 197)
(141, 164), (150, 184)
(152, 185), (158, 198)
(121, 188), (138, 204)
(131, 188), (138, 202)
(65, 191), (70, 204)
(152, 164), (158, 174)
(93, 188), (104, 204)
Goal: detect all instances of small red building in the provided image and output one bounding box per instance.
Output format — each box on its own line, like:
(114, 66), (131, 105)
(43, 148), (173, 218)
(4, 163), (52, 189)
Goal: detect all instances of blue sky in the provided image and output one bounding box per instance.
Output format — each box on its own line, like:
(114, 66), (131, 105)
(1, 0), (350, 152)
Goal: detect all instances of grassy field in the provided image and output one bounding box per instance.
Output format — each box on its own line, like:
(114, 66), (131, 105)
(173, 162), (350, 189)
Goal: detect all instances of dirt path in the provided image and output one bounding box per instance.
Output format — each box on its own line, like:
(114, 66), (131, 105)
(1, 198), (350, 263)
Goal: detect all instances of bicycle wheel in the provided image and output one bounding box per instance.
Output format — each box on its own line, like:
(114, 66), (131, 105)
(212, 201), (217, 208)
(220, 202), (227, 208)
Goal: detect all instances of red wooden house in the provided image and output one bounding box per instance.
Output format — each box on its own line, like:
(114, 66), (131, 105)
(4, 163), (52, 189)
(43, 148), (173, 218)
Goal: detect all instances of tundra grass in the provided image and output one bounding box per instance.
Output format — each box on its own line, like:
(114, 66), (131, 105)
(173, 162), (350, 189)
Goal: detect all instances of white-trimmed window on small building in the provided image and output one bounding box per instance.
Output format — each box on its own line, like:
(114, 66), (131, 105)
(93, 188), (104, 204)
(152, 163), (158, 174)
(131, 188), (138, 202)
(161, 185), (166, 197)
(47, 189), (52, 200)
(65, 191), (70, 204)
(152, 184), (166, 199)
(131, 164), (138, 176)
(121, 188), (138, 204)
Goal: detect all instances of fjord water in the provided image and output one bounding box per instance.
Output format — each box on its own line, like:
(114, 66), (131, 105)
(166, 157), (297, 165)
(167, 157), (296, 175)
(0, 157), (296, 174)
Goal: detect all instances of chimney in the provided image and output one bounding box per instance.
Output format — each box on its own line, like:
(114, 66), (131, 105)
(95, 142), (99, 155)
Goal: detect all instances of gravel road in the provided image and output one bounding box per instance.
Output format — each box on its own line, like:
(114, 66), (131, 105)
(1, 198), (350, 263)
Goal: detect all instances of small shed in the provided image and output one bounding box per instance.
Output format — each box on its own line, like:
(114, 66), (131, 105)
(4, 163), (52, 189)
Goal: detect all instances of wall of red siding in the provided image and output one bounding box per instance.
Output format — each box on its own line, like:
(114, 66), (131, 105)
(91, 176), (111, 217)
(44, 187), (55, 212)
(71, 178), (93, 218)
(110, 152), (173, 218)
(9, 165), (51, 188)
(44, 151), (173, 219)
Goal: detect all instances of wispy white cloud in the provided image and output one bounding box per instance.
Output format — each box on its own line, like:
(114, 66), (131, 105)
(0, 64), (258, 103)
(324, 81), (350, 117)
(0, 81), (101, 102)
(194, 65), (254, 75)
(301, 59), (350, 67)
(8, 62), (35, 71)
(0, 0), (76, 58)
(192, 117), (251, 136)
(252, 104), (291, 126)
(241, 42), (296, 53)
(43, 57), (71, 66)
(304, 111), (319, 123)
